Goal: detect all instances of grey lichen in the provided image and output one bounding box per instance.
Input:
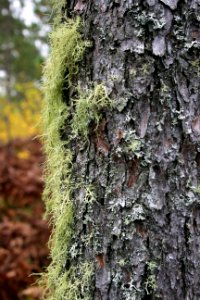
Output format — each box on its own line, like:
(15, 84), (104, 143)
(145, 261), (157, 295)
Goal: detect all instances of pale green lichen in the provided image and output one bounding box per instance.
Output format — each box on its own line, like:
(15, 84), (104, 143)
(42, 17), (88, 214)
(41, 3), (113, 298)
(196, 185), (200, 194)
(71, 84), (112, 139)
(50, 0), (66, 25)
(41, 17), (93, 299)
(51, 0), (66, 11)
(84, 184), (97, 204)
(145, 261), (157, 295)
(46, 262), (93, 300)
(128, 139), (141, 153)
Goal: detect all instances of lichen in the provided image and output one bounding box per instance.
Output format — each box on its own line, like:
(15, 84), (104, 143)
(84, 184), (97, 204)
(41, 17), (93, 299)
(71, 84), (112, 139)
(46, 262), (93, 300)
(41, 1), (114, 297)
(50, 0), (66, 25)
(42, 17), (88, 213)
(144, 261), (157, 295)
(196, 185), (200, 195)
(128, 139), (141, 154)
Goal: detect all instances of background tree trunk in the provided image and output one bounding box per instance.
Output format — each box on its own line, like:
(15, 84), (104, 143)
(60, 1), (200, 299)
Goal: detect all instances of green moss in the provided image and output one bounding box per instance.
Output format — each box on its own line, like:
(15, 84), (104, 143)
(41, 17), (93, 299)
(71, 84), (112, 139)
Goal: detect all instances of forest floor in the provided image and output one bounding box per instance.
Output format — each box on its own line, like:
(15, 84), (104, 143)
(0, 138), (50, 300)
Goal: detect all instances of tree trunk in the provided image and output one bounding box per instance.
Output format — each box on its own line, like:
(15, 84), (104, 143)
(45, 1), (200, 299)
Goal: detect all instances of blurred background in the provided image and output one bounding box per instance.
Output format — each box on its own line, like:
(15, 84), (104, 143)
(0, 1), (52, 299)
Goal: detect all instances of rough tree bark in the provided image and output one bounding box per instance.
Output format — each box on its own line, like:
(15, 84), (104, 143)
(52, 1), (200, 299)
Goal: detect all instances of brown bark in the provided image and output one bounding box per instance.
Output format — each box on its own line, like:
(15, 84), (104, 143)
(63, 1), (200, 299)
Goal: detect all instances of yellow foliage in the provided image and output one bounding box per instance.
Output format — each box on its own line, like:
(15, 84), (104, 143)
(16, 150), (31, 160)
(0, 82), (42, 143)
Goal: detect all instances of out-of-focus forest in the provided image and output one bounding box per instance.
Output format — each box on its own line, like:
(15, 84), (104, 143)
(0, 1), (51, 299)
